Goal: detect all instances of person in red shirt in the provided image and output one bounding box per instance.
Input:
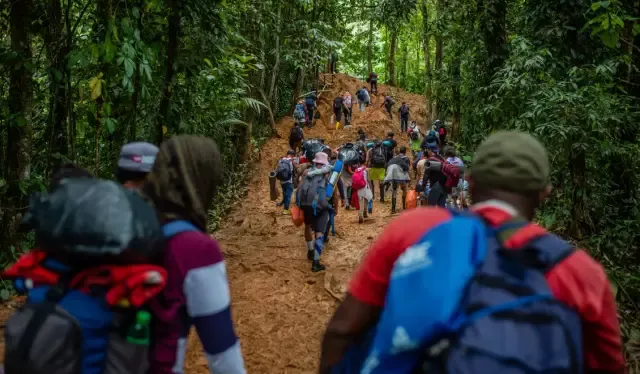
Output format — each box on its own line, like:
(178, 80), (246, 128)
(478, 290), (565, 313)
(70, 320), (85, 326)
(319, 131), (624, 374)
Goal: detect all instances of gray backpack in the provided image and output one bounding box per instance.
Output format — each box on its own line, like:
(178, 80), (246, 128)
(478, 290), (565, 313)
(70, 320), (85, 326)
(296, 173), (328, 213)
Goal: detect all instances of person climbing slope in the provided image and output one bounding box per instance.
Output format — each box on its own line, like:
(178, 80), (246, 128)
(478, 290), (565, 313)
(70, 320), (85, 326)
(366, 140), (387, 203)
(319, 131), (624, 374)
(116, 142), (159, 190)
(367, 72), (378, 95)
(332, 96), (344, 129)
(289, 122), (304, 153)
(407, 121), (422, 159)
(296, 151), (336, 272)
(381, 96), (394, 119)
(351, 164), (373, 224)
(356, 86), (370, 112)
(305, 90), (318, 127)
(398, 102), (410, 134)
(275, 149), (298, 215)
(141, 135), (246, 374)
(342, 91), (353, 128)
(384, 146), (410, 214)
(294, 100), (307, 128)
(421, 141), (450, 207)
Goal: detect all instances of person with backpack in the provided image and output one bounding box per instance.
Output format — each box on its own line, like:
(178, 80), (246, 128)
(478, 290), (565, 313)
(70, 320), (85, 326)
(420, 124), (440, 150)
(289, 122), (304, 153)
(275, 150), (298, 214)
(351, 165), (373, 224)
(398, 102), (410, 134)
(443, 146), (465, 208)
(382, 131), (397, 164)
(342, 91), (353, 128)
(296, 151), (337, 272)
(384, 146), (411, 214)
(4, 176), (168, 374)
(294, 100), (308, 128)
(356, 86), (370, 112)
(436, 120), (448, 145)
(116, 142), (159, 190)
(319, 130), (624, 374)
(367, 72), (378, 94)
(366, 140), (388, 202)
(421, 142), (452, 207)
(332, 96), (344, 129)
(305, 91), (318, 127)
(381, 96), (394, 119)
(142, 135), (247, 374)
(407, 121), (422, 159)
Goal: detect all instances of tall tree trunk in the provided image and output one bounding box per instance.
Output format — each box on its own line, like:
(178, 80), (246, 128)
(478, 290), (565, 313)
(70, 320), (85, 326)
(434, 0), (444, 120)
(421, 0), (433, 121)
(388, 28), (398, 86)
(44, 0), (69, 172)
(451, 58), (461, 140)
(156, 0), (181, 145)
(3, 0), (34, 253)
(129, 1), (144, 141)
(291, 67), (305, 113)
(268, 0), (282, 106)
(479, 0), (508, 76)
(367, 16), (373, 74)
(400, 39), (408, 89)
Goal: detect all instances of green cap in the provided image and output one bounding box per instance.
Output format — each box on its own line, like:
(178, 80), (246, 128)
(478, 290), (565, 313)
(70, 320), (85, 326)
(136, 311), (151, 325)
(470, 131), (550, 193)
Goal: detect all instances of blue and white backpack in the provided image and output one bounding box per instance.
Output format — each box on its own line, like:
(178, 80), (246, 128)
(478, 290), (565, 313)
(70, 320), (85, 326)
(336, 210), (582, 374)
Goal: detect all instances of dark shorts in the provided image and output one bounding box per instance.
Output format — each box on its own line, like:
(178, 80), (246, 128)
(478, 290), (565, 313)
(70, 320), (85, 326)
(302, 206), (330, 234)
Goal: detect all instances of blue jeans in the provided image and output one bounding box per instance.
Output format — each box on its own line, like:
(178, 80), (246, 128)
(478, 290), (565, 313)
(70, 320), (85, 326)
(281, 182), (294, 209)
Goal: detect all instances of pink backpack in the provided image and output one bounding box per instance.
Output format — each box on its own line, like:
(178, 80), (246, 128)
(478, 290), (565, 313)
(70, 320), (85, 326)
(352, 167), (367, 190)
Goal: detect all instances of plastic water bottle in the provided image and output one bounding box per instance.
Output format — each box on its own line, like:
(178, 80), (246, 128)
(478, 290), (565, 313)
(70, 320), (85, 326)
(126, 311), (151, 345)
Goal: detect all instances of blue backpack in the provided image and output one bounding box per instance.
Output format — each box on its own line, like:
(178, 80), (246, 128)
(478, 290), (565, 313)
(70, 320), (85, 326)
(336, 211), (582, 374)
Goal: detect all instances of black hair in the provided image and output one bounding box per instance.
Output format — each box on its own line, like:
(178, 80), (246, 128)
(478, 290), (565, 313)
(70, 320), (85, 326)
(50, 163), (94, 191)
(387, 132), (394, 137)
(399, 146), (407, 154)
(115, 167), (148, 185)
(444, 146), (456, 158)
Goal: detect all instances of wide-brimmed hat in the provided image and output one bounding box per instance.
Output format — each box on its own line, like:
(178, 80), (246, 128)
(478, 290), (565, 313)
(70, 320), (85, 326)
(312, 152), (329, 165)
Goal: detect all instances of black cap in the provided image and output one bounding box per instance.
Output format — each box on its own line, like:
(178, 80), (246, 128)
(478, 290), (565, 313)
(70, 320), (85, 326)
(287, 149), (295, 155)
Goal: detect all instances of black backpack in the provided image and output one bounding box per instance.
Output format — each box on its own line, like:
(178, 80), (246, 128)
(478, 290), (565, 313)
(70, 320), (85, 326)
(276, 158), (293, 181)
(355, 141), (367, 163)
(333, 97), (343, 110)
(290, 126), (303, 142)
(400, 105), (409, 116)
(297, 173), (328, 211)
(410, 130), (419, 140)
(371, 143), (387, 168)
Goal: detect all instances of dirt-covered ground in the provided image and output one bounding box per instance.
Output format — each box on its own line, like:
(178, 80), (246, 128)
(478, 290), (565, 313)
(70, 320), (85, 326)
(0, 74), (429, 373)
(179, 74), (430, 373)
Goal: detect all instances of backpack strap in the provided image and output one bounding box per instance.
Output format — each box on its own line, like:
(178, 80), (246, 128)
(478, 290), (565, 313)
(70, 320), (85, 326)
(450, 210), (574, 272)
(162, 220), (201, 238)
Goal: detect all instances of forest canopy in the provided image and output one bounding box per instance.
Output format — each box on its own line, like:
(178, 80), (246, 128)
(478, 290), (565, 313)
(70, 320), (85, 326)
(1, 0), (639, 362)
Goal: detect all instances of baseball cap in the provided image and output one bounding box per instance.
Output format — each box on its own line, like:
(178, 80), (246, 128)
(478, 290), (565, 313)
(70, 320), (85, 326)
(118, 142), (159, 173)
(471, 131), (549, 193)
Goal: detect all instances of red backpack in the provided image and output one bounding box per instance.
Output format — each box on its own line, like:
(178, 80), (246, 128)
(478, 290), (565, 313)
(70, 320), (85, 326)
(352, 167), (367, 190)
(429, 156), (461, 191)
(439, 126), (447, 136)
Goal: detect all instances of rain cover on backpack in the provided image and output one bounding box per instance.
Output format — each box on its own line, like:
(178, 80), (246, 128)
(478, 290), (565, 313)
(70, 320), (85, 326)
(338, 143), (360, 167)
(357, 212), (582, 374)
(303, 139), (324, 161)
(296, 172), (329, 213)
(22, 179), (162, 261)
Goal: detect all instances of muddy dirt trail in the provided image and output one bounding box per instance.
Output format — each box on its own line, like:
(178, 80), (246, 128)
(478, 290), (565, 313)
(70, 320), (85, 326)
(0, 74), (430, 373)
(178, 74), (431, 373)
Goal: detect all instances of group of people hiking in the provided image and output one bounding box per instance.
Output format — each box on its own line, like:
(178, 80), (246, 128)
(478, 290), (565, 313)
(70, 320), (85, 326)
(275, 124), (625, 374)
(1, 116), (626, 374)
(2, 136), (247, 374)
(278, 115), (466, 273)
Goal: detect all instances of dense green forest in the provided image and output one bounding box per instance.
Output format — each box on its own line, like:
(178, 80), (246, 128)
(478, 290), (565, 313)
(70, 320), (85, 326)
(1, 0), (639, 362)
